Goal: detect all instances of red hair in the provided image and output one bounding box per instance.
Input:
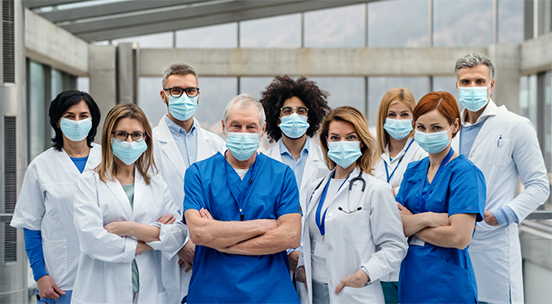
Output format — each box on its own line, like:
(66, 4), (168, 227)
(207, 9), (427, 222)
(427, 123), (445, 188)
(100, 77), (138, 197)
(413, 91), (461, 138)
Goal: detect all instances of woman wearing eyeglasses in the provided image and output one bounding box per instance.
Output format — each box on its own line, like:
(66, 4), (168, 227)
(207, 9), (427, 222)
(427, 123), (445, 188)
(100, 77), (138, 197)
(11, 90), (101, 304)
(71, 103), (186, 304)
(371, 88), (427, 303)
(295, 106), (407, 304)
(260, 76), (331, 274)
(396, 92), (485, 303)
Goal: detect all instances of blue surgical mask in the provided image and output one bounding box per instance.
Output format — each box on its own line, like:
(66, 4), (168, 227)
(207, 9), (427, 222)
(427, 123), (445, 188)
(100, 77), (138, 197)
(60, 118), (92, 142)
(383, 118), (412, 140)
(458, 86), (489, 111)
(111, 138), (148, 165)
(328, 141), (362, 169)
(167, 94), (198, 121)
(279, 114), (310, 139)
(226, 132), (260, 161)
(414, 129), (451, 154)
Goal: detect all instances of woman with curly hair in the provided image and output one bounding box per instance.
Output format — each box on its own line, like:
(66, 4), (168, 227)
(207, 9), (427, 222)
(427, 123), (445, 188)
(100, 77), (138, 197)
(260, 76), (331, 273)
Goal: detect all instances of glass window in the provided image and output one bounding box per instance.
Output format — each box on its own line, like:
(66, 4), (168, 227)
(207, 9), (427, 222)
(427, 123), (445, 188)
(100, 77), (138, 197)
(543, 71), (552, 172)
(77, 77), (90, 93)
(138, 77), (165, 127)
(433, 0), (493, 47)
(304, 4), (365, 48)
(239, 77), (274, 100)
(112, 31), (174, 48)
(240, 14), (301, 48)
(176, 23), (238, 48)
(538, 0), (552, 36)
(368, 0), (429, 47)
(519, 75), (538, 127)
(28, 61), (48, 161)
(498, 0), (523, 43)
(367, 77), (430, 125)
(51, 70), (64, 98)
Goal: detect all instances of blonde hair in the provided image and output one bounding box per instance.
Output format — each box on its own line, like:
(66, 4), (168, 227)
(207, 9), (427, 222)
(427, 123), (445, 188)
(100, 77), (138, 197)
(96, 103), (157, 185)
(375, 87), (416, 158)
(319, 106), (377, 175)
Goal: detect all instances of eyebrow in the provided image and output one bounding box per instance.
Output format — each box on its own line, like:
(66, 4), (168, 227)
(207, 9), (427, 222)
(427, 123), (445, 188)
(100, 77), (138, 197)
(64, 111), (90, 115)
(430, 123), (442, 126)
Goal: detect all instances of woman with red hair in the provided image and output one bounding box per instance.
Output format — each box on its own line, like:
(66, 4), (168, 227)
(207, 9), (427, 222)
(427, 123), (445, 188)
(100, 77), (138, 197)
(396, 92), (486, 303)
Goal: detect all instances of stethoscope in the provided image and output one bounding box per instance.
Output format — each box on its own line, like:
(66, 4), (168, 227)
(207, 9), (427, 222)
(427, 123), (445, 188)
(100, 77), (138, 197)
(315, 169), (367, 240)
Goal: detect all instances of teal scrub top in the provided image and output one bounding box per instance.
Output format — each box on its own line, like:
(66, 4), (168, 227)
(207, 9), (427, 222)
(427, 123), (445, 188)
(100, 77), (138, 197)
(183, 152), (302, 304)
(396, 155), (486, 303)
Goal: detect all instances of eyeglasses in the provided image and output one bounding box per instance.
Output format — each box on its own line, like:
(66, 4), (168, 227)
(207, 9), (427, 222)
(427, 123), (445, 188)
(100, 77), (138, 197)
(111, 131), (146, 142)
(163, 87), (200, 98)
(280, 106), (309, 116)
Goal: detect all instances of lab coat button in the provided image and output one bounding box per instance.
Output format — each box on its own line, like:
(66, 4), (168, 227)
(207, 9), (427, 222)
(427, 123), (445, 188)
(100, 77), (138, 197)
(328, 246), (333, 252)
(328, 212), (333, 217)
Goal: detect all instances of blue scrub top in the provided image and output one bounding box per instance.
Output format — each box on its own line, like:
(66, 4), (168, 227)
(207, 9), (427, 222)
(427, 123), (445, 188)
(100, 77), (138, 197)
(396, 155), (486, 304)
(183, 152), (302, 304)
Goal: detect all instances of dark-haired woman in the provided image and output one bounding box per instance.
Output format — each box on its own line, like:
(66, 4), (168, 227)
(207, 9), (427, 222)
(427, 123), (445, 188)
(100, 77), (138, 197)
(396, 92), (486, 303)
(11, 90), (102, 303)
(260, 76), (331, 273)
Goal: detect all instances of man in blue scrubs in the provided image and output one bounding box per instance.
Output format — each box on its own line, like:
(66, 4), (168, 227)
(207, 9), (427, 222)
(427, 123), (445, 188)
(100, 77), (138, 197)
(184, 94), (302, 303)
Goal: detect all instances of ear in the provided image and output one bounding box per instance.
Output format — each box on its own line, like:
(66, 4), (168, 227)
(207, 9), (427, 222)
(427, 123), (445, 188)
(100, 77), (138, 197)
(160, 90), (168, 106)
(221, 119), (226, 136)
(261, 122), (266, 138)
(455, 81), (459, 92)
(489, 79), (495, 92)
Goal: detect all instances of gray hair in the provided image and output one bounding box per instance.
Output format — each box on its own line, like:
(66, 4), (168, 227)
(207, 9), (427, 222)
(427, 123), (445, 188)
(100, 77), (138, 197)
(162, 63), (198, 88)
(455, 53), (495, 80)
(223, 94), (266, 127)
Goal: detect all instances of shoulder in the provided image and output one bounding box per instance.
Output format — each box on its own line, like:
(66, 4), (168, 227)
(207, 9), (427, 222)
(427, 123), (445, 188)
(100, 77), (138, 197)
(449, 155), (484, 179)
(261, 144), (278, 156)
(199, 127), (225, 144)
(28, 147), (60, 168)
(405, 157), (427, 171)
(496, 107), (532, 127)
(190, 152), (224, 171)
(365, 173), (391, 190)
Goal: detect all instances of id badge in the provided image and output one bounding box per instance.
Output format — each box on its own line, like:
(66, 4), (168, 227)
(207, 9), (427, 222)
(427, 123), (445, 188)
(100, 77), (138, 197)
(409, 235), (425, 247)
(313, 240), (328, 258)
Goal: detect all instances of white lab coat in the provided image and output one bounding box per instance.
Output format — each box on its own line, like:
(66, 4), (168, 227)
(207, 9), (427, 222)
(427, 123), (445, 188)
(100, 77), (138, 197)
(451, 100), (550, 304)
(71, 170), (187, 304)
(297, 168), (408, 304)
(372, 138), (426, 282)
(10, 144), (102, 291)
(152, 115), (225, 303)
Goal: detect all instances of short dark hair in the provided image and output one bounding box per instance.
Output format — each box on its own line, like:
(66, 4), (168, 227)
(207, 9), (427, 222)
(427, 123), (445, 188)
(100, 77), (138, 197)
(49, 90), (101, 151)
(162, 63), (198, 88)
(260, 76), (331, 143)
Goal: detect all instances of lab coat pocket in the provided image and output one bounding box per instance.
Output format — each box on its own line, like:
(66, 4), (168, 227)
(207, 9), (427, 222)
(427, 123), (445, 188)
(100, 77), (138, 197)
(43, 239), (67, 282)
(296, 282), (309, 304)
(157, 289), (168, 303)
(339, 285), (370, 302)
(488, 138), (511, 166)
(342, 210), (369, 243)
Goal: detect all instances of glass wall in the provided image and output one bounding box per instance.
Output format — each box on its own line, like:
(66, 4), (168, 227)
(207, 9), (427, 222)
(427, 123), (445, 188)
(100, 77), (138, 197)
(498, 0), (524, 43)
(176, 23), (238, 48)
(304, 4), (365, 48)
(240, 15), (301, 48)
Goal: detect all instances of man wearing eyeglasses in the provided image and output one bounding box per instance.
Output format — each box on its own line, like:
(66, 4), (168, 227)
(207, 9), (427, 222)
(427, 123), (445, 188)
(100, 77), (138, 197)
(152, 63), (226, 304)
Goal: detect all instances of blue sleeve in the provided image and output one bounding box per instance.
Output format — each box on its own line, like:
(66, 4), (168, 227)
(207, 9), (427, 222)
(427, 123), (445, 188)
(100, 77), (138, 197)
(183, 164), (205, 216)
(23, 228), (48, 281)
(492, 205), (519, 225)
(448, 163), (486, 221)
(275, 167), (302, 218)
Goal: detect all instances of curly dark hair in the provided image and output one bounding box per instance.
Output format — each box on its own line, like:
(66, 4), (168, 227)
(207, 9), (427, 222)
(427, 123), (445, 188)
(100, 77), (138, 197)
(260, 76), (331, 143)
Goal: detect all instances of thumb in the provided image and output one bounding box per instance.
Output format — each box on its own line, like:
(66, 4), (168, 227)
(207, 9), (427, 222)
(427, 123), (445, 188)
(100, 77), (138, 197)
(53, 283), (65, 295)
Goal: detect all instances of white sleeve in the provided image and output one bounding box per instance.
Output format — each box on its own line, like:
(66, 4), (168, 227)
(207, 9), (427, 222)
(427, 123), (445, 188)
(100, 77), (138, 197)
(508, 120), (550, 221)
(361, 184), (408, 282)
(73, 174), (137, 263)
(10, 165), (45, 230)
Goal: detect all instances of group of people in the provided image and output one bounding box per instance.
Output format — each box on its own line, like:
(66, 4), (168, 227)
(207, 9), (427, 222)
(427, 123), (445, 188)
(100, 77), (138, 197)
(10, 53), (550, 304)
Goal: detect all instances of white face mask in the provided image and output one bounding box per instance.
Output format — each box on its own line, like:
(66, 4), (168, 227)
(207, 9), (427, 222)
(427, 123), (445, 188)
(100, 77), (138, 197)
(458, 85), (490, 112)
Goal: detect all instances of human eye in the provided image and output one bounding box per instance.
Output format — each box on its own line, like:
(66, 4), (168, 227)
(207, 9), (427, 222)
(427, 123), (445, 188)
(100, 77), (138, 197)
(416, 125), (425, 131)
(432, 126), (442, 131)
(387, 113), (396, 118)
(132, 132), (144, 141)
(170, 88), (183, 96)
(401, 113), (411, 118)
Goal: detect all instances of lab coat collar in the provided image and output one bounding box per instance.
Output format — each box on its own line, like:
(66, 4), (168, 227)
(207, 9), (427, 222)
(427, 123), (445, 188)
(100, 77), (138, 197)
(59, 143), (101, 177)
(104, 168), (141, 221)
(382, 137), (414, 164)
(460, 99), (498, 126)
(456, 100), (500, 157)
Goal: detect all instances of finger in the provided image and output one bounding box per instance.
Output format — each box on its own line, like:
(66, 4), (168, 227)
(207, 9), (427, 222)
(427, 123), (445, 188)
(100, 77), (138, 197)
(305, 280), (308, 291)
(185, 266), (193, 273)
(53, 284), (66, 296)
(168, 216), (176, 224)
(335, 281), (345, 294)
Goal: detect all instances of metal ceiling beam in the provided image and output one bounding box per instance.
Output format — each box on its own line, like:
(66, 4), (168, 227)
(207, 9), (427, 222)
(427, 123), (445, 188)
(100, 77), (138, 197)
(23, 0), (92, 9)
(39, 0), (207, 23)
(62, 0), (311, 34)
(76, 0), (377, 42)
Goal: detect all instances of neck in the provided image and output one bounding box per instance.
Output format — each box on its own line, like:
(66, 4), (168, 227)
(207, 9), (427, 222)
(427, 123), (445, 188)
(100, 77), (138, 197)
(281, 134), (307, 160)
(63, 137), (90, 157)
(465, 104), (488, 124)
(428, 145), (451, 169)
(388, 136), (409, 157)
(335, 163), (356, 179)
(226, 151), (256, 170)
(168, 113), (194, 133)
(115, 161), (135, 180)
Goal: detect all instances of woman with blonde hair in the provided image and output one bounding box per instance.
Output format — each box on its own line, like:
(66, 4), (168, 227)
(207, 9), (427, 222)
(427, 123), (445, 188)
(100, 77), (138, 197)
(296, 106), (407, 304)
(72, 103), (186, 304)
(372, 87), (426, 303)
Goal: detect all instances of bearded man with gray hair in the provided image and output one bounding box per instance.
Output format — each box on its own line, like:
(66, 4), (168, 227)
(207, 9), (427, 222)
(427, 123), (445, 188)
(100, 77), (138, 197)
(183, 94), (302, 303)
(450, 53), (550, 304)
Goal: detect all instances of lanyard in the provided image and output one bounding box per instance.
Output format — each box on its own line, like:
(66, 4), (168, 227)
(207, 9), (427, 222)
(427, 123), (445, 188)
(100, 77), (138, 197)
(418, 148), (454, 213)
(315, 171), (349, 238)
(225, 153), (258, 221)
(384, 139), (415, 183)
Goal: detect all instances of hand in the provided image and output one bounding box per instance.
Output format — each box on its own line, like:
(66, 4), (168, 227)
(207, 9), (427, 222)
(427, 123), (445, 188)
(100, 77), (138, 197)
(136, 241), (152, 255)
(335, 269), (369, 294)
(423, 212), (450, 228)
(37, 275), (65, 300)
(484, 211), (499, 226)
(295, 266), (308, 290)
(157, 214), (175, 225)
(104, 221), (134, 237)
(397, 203), (412, 216)
(199, 208), (213, 219)
(177, 240), (195, 273)
(178, 259), (193, 272)
(288, 251), (301, 273)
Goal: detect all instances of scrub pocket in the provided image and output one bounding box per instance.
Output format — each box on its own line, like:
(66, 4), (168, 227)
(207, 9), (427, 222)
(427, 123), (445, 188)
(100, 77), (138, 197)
(43, 239), (67, 282)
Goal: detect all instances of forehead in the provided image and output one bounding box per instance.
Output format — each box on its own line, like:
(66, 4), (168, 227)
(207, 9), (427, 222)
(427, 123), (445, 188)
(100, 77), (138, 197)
(64, 100), (89, 113)
(328, 120), (356, 133)
(115, 117), (144, 130)
(416, 109), (449, 125)
(165, 73), (198, 87)
(456, 64), (490, 80)
(228, 102), (260, 124)
(283, 96), (306, 108)
(388, 100), (411, 112)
